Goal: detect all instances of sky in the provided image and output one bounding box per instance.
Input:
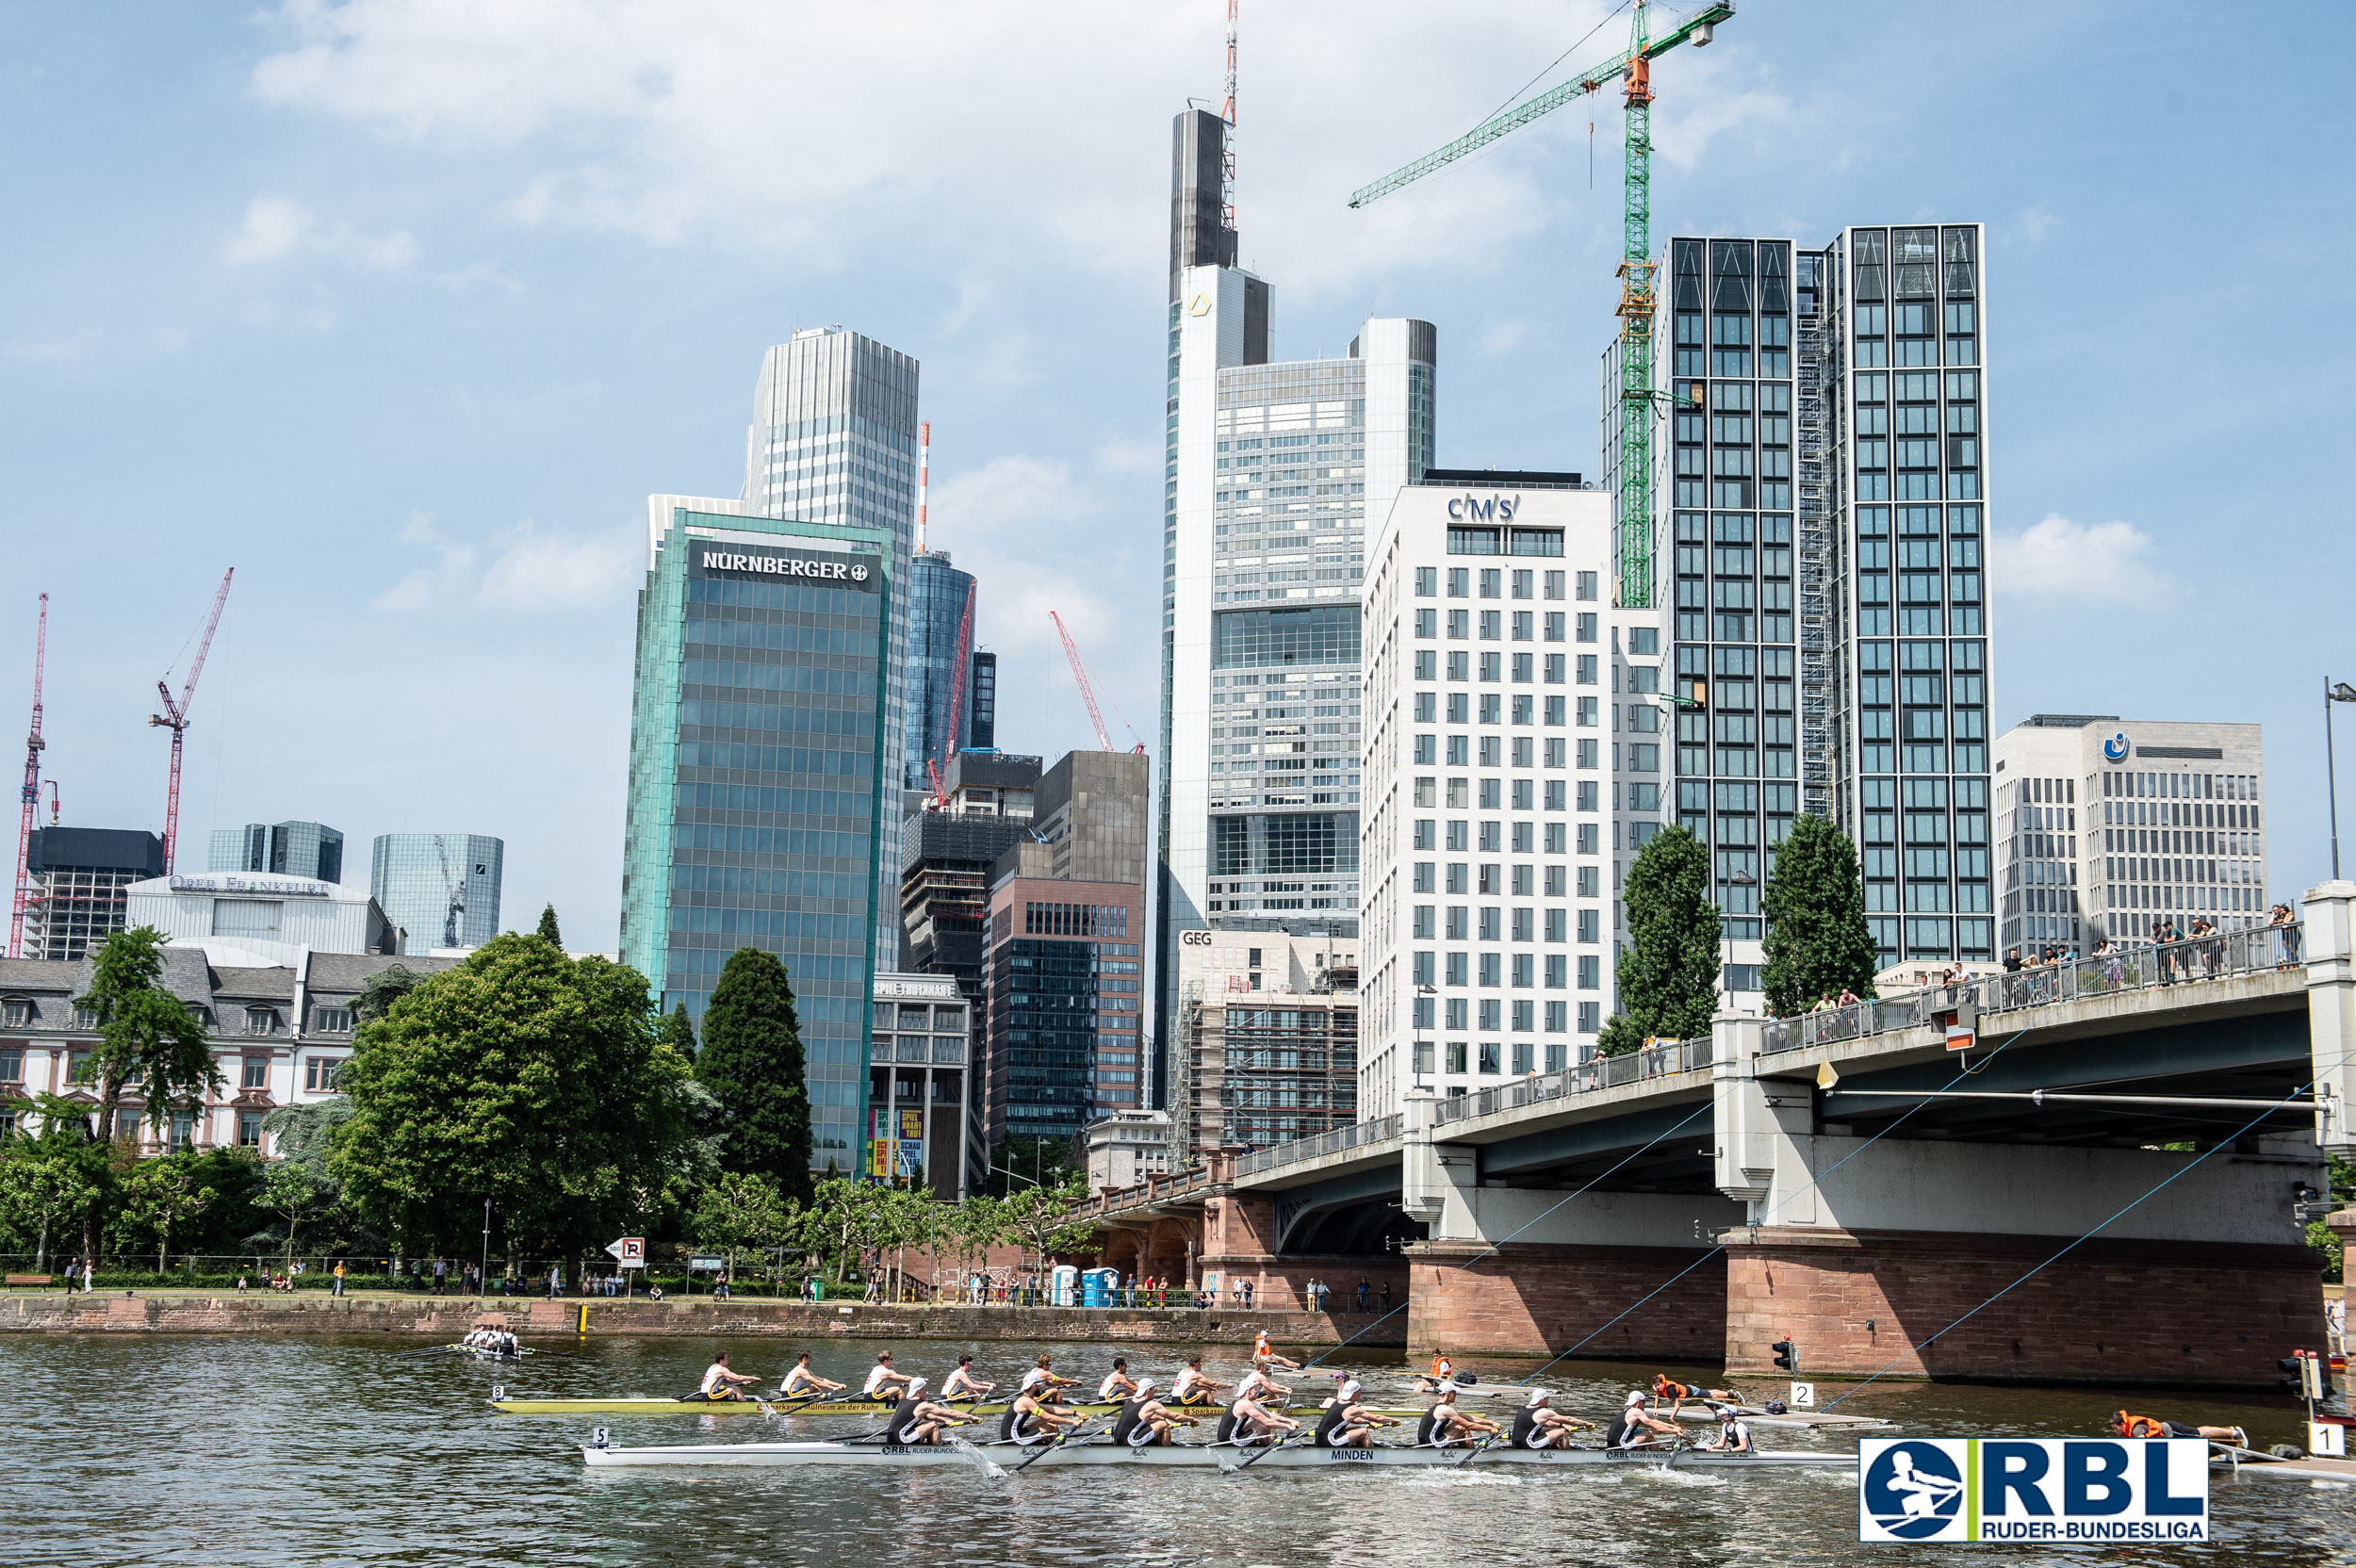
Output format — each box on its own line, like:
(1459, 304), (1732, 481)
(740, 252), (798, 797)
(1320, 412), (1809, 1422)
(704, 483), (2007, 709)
(3, 0), (2351, 956)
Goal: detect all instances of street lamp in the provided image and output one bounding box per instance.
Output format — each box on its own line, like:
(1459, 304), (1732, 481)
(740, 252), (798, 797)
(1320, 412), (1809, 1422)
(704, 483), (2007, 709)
(1412, 982), (1438, 1088)
(2328, 680), (2356, 880)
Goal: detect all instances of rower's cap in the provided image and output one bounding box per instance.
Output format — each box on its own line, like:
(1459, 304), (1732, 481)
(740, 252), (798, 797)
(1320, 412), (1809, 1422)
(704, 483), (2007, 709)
(1625, 1390), (1646, 1405)
(1527, 1389), (1551, 1406)
(1339, 1380), (1363, 1400)
(1436, 1380), (1462, 1395)
(1134, 1379), (1155, 1395)
(907, 1377), (926, 1394)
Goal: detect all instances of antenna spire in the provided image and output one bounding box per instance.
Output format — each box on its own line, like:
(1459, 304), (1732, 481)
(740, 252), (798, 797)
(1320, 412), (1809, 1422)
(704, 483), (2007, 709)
(917, 420), (931, 554)
(1220, 0), (1238, 230)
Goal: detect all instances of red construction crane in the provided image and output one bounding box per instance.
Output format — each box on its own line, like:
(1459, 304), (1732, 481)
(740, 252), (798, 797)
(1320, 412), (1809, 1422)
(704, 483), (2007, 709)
(149, 568), (234, 874)
(925, 579), (978, 808)
(1049, 612), (1144, 755)
(9, 594), (48, 959)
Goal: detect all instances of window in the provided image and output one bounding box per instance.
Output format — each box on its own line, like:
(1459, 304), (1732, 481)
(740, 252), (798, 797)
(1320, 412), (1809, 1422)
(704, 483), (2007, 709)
(1575, 613), (1597, 643)
(0, 998), (29, 1028)
(1447, 1042), (1468, 1074)
(1478, 1042), (1501, 1074)
(1578, 956), (1601, 989)
(241, 1056), (269, 1090)
(237, 1111), (266, 1149)
(311, 1006), (353, 1034)
(1576, 572), (1597, 601)
(245, 1006), (279, 1036)
(0, 1047), (20, 1083)
(1415, 566), (1438, 596)
(303, 1056), (343, 1092)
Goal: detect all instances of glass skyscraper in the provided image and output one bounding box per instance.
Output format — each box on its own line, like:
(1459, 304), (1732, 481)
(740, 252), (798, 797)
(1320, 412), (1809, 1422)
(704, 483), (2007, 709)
(368, 834), (503, 954)
(209, 820), (344, 883)
(620, 511), (892, 1164)
(902, 548), (977, 792)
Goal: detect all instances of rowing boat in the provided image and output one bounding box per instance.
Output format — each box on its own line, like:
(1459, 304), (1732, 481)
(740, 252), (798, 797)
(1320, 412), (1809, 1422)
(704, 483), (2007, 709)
(580, 1436), (1856, 1470)
(499, 1396), (1441, 1419)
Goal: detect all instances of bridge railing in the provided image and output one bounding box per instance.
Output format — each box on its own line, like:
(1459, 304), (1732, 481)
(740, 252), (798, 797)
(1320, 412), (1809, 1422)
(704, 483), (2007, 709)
(1233, 1113), (1405, 1178)
(1760, 921), (2305, 1054)
(1434, 1035), (1714, 1126)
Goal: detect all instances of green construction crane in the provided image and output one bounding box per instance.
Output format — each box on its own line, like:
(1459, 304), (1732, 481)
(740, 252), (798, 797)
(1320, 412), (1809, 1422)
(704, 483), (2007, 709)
(1350, 0), (1735, 608)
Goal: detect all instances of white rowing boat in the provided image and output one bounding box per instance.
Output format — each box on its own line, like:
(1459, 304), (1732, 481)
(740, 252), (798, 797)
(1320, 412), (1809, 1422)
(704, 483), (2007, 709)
(580, 1435), (1855, 1471)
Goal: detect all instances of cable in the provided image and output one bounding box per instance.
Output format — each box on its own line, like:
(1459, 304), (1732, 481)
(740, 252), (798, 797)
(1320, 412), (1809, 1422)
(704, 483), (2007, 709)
(1473, 1), (1633, 133)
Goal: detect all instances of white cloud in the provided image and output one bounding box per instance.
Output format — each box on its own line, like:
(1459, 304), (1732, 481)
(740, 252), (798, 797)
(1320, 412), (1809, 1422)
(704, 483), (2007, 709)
(375, 515), (635, 612)
(2018, 203), (2060, 242)
(1478, 318), (1531, 356)
(1993, 514), (2176, 607)
(223, 194), (417, 270)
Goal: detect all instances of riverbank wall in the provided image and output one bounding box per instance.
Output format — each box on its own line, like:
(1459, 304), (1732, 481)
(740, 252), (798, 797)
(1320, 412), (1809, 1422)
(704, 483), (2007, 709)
(0, 1290), (1407, 1348)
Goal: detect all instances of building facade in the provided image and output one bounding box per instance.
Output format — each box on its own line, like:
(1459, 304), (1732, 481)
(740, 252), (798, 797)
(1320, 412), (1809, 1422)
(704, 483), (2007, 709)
(1154, 106), (1438, 1092)
(128, 872), (401, 969)
(1356, 480), (1666, 1119)
(968, 651), (999, 750)
(903, 548), (977, 792)
(1992, 715), (2266, 958)
(20, 827), (165, 962)
(897, 753), (1044, 980)
(369, 834), (503, 955)
(1169, 924), (1357, 1163)
(869, 970), (974, 1199)
(982, 858), (1144, 1150)
(1081, 1107), (1173, 1193)
(208, 821), (345, 884)
(620, 509), (892, 1168)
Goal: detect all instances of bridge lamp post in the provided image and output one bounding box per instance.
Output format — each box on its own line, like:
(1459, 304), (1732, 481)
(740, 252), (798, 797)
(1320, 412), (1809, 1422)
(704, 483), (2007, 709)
(2327, 680), (2356, 880)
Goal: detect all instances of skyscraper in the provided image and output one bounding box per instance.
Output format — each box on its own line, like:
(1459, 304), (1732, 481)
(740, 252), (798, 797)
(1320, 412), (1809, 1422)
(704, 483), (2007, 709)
(369, 834), (503, 954)
(21, 826), (164, 961)
(1155, 106), (1437, 1086)
(209, 821), (344, 884)
(1612, 223), (1993, 979)
(741, 327), (922, 966)
(620, 511), (892, 1166)
(903, 548), (977, 792)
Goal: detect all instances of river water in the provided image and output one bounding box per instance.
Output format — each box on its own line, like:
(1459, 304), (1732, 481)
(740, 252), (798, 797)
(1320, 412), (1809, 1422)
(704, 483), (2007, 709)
(0, 1334), (2348, 1566)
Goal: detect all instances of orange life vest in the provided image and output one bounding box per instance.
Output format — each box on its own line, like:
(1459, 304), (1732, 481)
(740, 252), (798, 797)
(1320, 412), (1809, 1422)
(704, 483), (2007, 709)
(1430, 1354), (1453, 1379)
(1253, 1331), (1271, 1358)
(2116, 1412), (2166, 1439)
(1655, 1375), (1699, 1399)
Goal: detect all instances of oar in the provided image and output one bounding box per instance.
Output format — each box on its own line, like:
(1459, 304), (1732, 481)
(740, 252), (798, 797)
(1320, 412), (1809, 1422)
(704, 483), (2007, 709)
(1008, 1418), (1106, 1474)
(1225, 1429), (1311, 1473)
(1448, 1432), (1502, 1470)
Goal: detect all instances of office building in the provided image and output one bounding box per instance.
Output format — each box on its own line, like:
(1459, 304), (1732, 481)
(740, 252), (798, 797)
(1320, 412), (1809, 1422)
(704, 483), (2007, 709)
(129, 871), (402, 969)
(898, 753), (1044, 981)
(741, 326), (922, 967)
(1155, 105), (1438, 1077)
(1081, 1108), (1173, 1193)
(968, 651), (999, 750)
(620, 509), (892, 1166)
(1169, 923), (1357, 1163)
(369, 834), (503, 955)
(982, 842), (1145, 1149)
(208, 821), (345, 884)
(1992, 715), (2266, 958)
(20, 827), (164, 962)
(1356, 478), (1666, 1119)
(1612, 224), (1993, 975)
(869, 971), (974, 1199)
(903, 548), (977, 792)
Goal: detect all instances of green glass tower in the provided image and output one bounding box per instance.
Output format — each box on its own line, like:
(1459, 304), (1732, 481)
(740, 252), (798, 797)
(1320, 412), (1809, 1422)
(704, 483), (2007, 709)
(621, 507), (892, 1166)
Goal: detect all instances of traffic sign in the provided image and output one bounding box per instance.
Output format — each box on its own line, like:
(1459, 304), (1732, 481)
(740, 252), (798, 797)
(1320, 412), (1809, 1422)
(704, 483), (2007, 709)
(606, 1235), (646, 1270)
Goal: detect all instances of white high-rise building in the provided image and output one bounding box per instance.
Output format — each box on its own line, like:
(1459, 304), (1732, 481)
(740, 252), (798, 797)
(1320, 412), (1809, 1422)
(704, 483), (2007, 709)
(1153, 108), (1435, 1097)
(1357, 478), (1666, 1118)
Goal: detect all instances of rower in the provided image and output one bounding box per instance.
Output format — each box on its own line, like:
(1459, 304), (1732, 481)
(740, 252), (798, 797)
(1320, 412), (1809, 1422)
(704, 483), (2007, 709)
(861, 1352), (914, 1406)
(2111, 1411), (2249, 1447)
(1414, 1351), (1456, 1393)
(1604, 1389), (1680, 1449)
(1098, 1357), (1140, 1404)
(1415, 1382), (1501, 1448)
(777, 1351), (845, 1398)
(1170, 1354), (1227, 1408)
(1651, 1372), (1739, 1420)
(1234, 1358), (1295, 1412)
(1508, 1389), (1586, 1451)
(941, 1353), (995, 1404)
(1001, 1384), (1088, 1447)
(1251, 1328), (1303, 1372)
(1018, 1354), (1078, 1406)
(1113, 1379), (1194, 1448)
(1314, 1379), (1396, 1450)
(883, 1378), (971, 1446)
(1221, 1384), (1302, 1447)
(1699, 1404), (1752, 1454)
(697, 1352), (759, 1402)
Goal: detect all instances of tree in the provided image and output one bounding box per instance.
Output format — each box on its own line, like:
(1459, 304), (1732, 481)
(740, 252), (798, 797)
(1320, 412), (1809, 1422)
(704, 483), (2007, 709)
(1760, 813), (1881, 1016)
(116, 1154), (217, 1272)
(258, 1162), (335, 1268)
(695, 948), (813, 1205)
(536, 905), (563, 947)
(1597, 826), (1722, 1056)
(659, 1004), (697, 1062)
(691, 1170), (798, 1286)
(352, 964), (424, 1023)
(331, 935), (697, 1256)
(73, 926), (221, 1264)
(0, 1097), (111, 1271)
(1000, 1170), (1096, 1269)
(986, 1135), (1076, 1198)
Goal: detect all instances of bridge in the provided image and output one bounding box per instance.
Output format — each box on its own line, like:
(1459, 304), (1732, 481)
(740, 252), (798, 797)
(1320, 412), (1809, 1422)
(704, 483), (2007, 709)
(1085, 883), (2356, 1387)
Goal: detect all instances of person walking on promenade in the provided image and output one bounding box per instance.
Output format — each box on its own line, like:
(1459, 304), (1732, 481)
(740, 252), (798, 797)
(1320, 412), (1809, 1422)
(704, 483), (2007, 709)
(332, 1261), (346, 1298)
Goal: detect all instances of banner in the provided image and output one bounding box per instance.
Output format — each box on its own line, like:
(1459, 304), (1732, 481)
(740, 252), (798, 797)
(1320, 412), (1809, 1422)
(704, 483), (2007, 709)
(1859, 1438), (2208, 1544)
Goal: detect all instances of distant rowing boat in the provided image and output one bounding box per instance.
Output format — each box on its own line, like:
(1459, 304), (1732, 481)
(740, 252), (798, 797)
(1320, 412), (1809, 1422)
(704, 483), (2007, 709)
(580, 1436), (1857, 1470)
(499, 1396), (1446, 1419)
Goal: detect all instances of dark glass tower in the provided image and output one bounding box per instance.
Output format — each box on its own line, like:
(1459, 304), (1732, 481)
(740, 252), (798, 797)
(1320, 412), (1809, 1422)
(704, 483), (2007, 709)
(902, 548), (977, 791)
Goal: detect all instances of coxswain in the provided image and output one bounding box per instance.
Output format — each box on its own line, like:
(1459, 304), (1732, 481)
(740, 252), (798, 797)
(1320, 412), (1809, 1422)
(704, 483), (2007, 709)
(777, 1351), (844, 1398)
(1112, 1379), (1194, 1448)
(1414, 1351), (1456, 1393)
(1604, 1389), (1680, 1449)
(1652, 1372), (1739, 1421)
(883, 1378), (972, 1446)
(1700, 1404), (1752, 1454)
(1508, 1389), (1586, 1450)
(1251, 1328), (1303, 1372)
(1415, 1382), (1501, 1448)
(861, 1352), (914, 1406)
(1170, 1354), (1227, 1408)
(1001, 1383), (1088, 1446)
(941, 1353), (995, 1404)
(1098, 1357), (1140, 1404)
(2111, 1411), (2249, 1447)
(696, 1351), (759, 1402)
(1221, 1383), (1302, 1447)
(1314, 1380), (1397, 1449)
(1018, 1354), (1078, 1406)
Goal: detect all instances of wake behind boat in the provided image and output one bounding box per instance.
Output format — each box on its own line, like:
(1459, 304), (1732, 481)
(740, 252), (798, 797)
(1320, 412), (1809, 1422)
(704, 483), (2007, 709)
(579, 1433), (1857, 1471)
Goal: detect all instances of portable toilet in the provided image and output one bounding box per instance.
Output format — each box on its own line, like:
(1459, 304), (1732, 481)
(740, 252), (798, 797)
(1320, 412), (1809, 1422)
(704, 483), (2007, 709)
(1049, 1264), (1078, 1306)
(1081, 1267), (1118, 1307)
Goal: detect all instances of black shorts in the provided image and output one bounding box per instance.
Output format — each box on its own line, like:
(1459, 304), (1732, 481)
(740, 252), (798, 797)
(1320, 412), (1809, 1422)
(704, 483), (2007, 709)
(2160, 1422), (2201, 1441)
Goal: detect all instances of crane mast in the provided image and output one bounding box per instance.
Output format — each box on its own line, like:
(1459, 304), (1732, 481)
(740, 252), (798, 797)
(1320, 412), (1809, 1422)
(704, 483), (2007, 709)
(149, 568), (235, 874)
(9, 594), (48, 959)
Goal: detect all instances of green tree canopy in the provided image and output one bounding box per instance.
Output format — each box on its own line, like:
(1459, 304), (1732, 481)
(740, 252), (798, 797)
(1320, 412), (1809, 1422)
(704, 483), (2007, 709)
(1000, 1170), (1096, 1267)
(695, 948), (813, 1205)
(659, 1004), (697, 1062)
(74, 926), (219, 1144)
(536, 905), (563, 946)
(0, 1096), (113, 1270)
(331, 935), (696, 1255)
(352, 964), (425, 1023)
(113, 1153), (216, 1272)
(691, 1170), (799, 1282)
(986, 1135), (1077, 1198)
(1598, 826), (1722, 1056)
(1760, 813), (1881, 1016)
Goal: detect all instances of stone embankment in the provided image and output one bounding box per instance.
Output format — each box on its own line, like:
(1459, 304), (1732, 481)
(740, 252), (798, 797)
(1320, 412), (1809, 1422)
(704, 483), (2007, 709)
(0, 1290), (1405, 1347)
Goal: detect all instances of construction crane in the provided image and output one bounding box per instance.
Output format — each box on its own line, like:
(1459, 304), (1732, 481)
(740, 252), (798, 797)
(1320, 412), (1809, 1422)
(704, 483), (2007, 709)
(433, 836), (466, 950)
(148, 568), (234, 874)
(1049, 612), (1145, 755)
(9, 594), (48, 959)
(1349, 0), (1733, 608)
(924, 579), (978, 808)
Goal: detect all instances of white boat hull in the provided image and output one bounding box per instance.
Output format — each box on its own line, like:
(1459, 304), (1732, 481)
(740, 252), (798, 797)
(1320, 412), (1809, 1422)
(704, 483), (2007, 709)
(580, 1438), (1854, 1471)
